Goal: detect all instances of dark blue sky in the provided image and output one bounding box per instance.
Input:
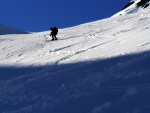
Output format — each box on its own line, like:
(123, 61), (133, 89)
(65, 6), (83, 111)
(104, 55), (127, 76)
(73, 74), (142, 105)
(0, 0), (130, 32)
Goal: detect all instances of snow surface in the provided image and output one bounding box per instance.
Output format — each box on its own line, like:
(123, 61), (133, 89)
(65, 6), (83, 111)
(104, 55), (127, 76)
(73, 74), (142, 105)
(0, 6), (150, 113)
(0, 24), (28, 35)
(113, 0), (150, 16)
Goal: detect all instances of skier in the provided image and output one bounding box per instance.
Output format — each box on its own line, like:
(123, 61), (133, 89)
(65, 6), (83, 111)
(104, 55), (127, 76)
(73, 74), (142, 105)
(50, 26), (58, 41)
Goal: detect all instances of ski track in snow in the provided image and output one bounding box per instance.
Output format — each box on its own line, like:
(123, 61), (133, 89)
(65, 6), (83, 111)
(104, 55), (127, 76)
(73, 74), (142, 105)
(0, 8), (150, 113)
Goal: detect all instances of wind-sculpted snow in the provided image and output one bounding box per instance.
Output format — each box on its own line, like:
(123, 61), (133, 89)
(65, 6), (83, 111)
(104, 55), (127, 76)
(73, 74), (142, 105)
(0, 7), (150, 113)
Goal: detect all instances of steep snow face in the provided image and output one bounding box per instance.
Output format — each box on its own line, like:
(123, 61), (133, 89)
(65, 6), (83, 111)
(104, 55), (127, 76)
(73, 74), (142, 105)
(1, 11), (150, 66)
(0, 24), (28, 35)
(114, 0), (150, 16)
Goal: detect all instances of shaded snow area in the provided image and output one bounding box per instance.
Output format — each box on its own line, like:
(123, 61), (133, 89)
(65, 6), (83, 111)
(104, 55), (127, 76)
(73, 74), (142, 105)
(0, 11), (150, 113)
(0, 24), (28, 35)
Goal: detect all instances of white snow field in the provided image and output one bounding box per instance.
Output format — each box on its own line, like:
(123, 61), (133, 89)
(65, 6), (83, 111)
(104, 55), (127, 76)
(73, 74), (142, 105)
(0, 1), (150, 113)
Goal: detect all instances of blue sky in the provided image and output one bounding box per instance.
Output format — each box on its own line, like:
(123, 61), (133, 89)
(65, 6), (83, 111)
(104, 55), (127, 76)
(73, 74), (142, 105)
(0, 0), (130, 32)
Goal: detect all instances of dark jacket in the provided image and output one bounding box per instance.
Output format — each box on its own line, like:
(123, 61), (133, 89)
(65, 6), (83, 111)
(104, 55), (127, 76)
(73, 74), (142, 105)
(50, 27), (58, 36)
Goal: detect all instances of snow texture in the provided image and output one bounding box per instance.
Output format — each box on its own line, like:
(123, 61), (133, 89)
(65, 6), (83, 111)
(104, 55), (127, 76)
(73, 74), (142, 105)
(113, 0), (150, 16)
(0, 4), (150, 113)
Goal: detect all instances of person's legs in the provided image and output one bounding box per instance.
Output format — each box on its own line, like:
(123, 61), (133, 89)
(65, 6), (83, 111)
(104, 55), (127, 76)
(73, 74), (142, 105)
(52, 35), (55, 40)
(54, 35), (58, 40)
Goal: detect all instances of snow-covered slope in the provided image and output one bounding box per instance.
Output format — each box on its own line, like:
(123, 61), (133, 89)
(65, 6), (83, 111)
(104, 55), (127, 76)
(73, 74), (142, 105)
(0, 24), (28, 35)
(0, 5), (150, 113)
(114, 0), (150, 16)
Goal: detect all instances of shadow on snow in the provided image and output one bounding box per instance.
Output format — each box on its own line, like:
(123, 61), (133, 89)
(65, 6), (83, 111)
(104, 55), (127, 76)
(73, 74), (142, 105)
(0, 50), (150, 113)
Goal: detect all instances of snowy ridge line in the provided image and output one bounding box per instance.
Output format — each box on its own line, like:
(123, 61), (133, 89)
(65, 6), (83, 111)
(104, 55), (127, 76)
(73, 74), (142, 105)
(0, 24), (29, 35)
(113, 0), (150, 16)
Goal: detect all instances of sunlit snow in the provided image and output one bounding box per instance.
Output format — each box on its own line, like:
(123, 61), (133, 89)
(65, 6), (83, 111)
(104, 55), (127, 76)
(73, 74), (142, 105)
(0, 2), (150, 113)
